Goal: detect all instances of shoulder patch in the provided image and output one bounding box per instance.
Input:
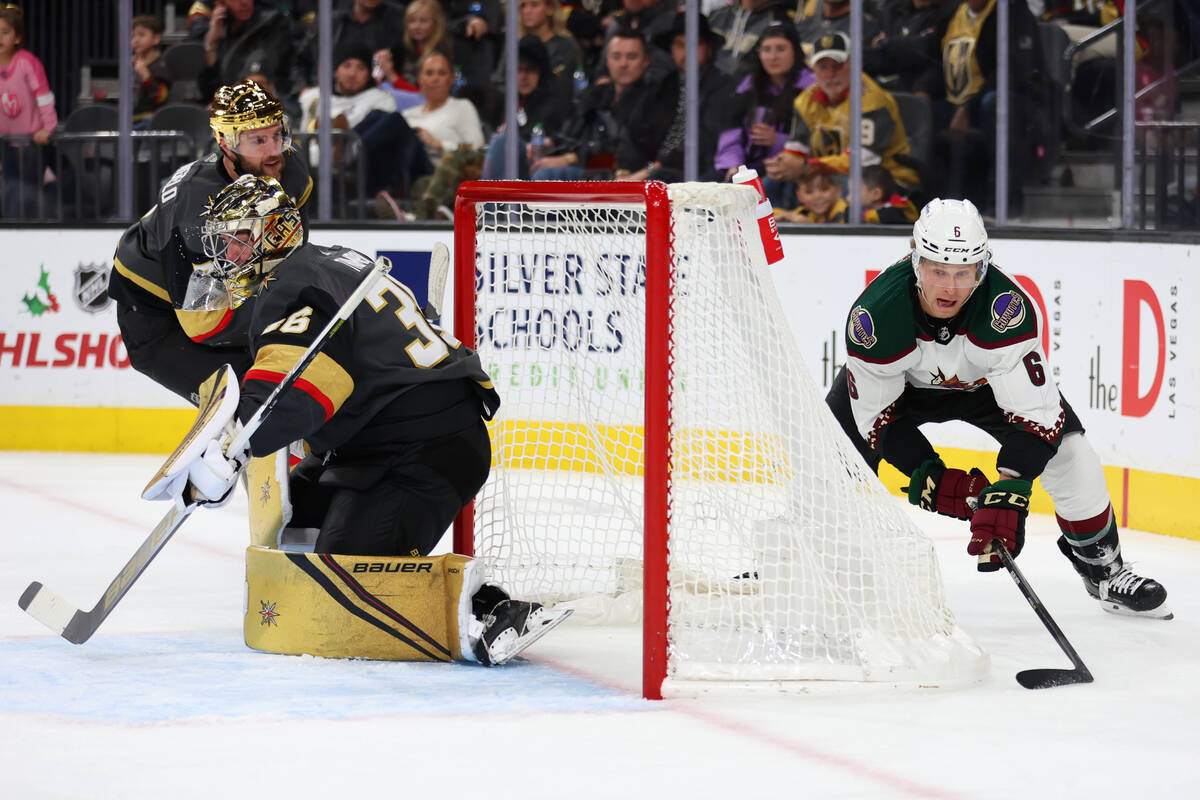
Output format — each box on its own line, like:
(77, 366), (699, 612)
(848, 305), (878, 348)
(988, 290), (1027, 333)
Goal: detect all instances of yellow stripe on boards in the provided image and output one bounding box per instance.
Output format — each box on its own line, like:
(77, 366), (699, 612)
(0, 406), (194, 453)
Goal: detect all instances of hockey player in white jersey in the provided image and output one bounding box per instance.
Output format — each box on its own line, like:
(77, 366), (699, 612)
(826, 198), (1171, 619)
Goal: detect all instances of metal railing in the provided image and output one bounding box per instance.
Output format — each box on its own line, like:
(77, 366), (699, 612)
(1137, 120), (1200, 229)
(0, 128), (371, 223)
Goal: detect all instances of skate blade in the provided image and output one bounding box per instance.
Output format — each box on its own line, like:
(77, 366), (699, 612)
(489, 607), (574, 666)
(1098, 600), (1173, 620)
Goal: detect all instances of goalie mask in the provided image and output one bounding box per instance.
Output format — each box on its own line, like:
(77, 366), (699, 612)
(200, 174), (303, 300)
(911, 197), (990, 296)
(209, 80), (292, 157)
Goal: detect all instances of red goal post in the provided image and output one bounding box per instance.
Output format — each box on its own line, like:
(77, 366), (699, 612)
(452, 181), (674, 698)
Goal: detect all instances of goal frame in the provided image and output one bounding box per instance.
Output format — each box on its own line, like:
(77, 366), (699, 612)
(451, 181), (675, 699)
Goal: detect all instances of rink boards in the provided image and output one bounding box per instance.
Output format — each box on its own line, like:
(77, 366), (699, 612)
(0, 226), (1195, 540)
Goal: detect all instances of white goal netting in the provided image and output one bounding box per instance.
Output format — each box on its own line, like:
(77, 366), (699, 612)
(460, 182), (986, 689)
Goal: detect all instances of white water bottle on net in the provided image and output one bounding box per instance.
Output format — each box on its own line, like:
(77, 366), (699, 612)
(452, 181), (987, 698)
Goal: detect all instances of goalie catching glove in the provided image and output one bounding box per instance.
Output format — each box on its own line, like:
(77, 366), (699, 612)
(186, 423), (249, 507)
(967, 479), (1032, 572)
(906, 457), (990, 520)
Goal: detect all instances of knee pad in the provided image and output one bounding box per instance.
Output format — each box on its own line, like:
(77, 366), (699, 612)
(1038, 433), (1110, 521)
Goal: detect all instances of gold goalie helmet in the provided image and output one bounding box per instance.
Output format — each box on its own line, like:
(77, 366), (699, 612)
(201, 174), (303, 288)
(209, 80), (291, 154)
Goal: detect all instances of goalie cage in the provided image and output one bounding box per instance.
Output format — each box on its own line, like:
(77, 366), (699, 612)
(451, 181), (987, 699)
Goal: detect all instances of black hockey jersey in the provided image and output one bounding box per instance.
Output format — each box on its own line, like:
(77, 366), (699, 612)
(238, 244), (500, 458)
(109, 151), (313, 346)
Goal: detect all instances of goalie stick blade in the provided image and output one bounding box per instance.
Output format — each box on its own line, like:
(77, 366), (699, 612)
(423, 242), (450, 322)
(1016, 667), (1094, 690)
(18, 581), (90, 644)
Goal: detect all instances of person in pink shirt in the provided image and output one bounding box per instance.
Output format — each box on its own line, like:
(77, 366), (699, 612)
(0, 5), (58, 216)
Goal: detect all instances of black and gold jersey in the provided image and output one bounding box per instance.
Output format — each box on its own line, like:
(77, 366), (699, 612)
(942, 0), (997, 106)
(109, 151), (313, 345)
(239, 244), (500, 458)
(792, 74), (921, 188)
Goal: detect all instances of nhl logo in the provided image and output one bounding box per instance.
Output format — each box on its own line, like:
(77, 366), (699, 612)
(73, 263), (112, 314)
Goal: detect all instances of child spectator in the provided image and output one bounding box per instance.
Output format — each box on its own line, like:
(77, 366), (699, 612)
(860, 163), (919, 223)
(132, 14), (172, 126)
(775, 165), (847, 223)
(0, 4), (57, 217)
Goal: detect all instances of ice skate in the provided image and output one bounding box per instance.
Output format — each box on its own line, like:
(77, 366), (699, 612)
(473, 599), (573, 666)
(1057, 536), (1172, 619)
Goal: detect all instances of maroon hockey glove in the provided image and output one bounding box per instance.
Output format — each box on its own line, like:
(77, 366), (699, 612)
(906, 458), (990, 520)
(967, 479), (1032, 572)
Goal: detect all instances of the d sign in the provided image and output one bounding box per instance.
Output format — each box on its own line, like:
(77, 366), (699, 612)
(1122, 279), (1165, 417)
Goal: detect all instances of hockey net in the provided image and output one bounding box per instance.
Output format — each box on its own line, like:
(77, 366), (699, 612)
(452, 181), (985, 697)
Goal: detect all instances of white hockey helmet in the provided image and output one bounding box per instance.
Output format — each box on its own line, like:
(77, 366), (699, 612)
(911, 198), (990, 282)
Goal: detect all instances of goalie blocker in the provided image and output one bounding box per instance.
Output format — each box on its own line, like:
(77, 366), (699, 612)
(244, 549), (570, 664)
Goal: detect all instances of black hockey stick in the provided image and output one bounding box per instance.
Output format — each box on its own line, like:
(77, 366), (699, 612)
(18, 258), (391, 644)
(992, 538), (1094, 689)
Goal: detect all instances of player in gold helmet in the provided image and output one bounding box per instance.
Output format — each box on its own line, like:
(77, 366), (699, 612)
(209, 80), (292, 181)
(109, 80), (312, 404)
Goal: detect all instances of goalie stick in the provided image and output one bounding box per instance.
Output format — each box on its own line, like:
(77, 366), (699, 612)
(17, 257), (392, 645)
(422, 242), (450, 323)
(993, 538), (1095, 690)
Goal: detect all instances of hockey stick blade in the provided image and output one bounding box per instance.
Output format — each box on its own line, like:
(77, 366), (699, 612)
(1016, 667), (1093, 690)
(993, 539), (1094, 690)
(422, 242), (450, 322)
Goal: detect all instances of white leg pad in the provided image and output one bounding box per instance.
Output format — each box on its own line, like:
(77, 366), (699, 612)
(1038, 432), (1111, 522)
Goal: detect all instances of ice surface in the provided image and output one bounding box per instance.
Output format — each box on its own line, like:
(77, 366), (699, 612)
(2, 452), (1197, 799)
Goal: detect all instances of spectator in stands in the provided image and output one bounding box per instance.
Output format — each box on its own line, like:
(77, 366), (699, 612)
(775, 164), (848, 223)
(715, 21), (814, 188)
(859, 163), (919, 223)
(132, 14), (172, 127)
(0, 4), (57, 218)
(708, 0), (792, 80)
(193, 0), (298, 105)
(765, 32), (921, 194)
(637, 11), (731, 183)
(530, 25), (675, 180)
(401, 0), (453, 86)
(481, 36), (570, 179)
(402, 50), (486, 161)
(794, 0), (887, 75)
(934, 0), (1041, 213)
(604, 0), (675, 82)
(607, 0), (676, 42)
(446, 0), (501, 92)
(872, 0), (953, 98)
(566, 7), (608, 83)
(299, 42), (430, 214)
(326, 1), (415, 97)
(514, 0), (582, 103)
